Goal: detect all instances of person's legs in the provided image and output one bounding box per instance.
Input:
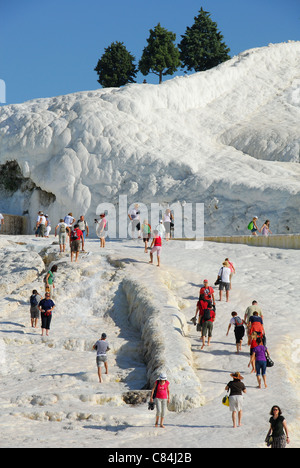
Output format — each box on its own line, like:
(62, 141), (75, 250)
(238, 410), (243, 427)
(232, 411), (237, 428)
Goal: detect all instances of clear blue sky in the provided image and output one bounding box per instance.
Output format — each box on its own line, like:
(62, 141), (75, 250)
(1, 0), (299, 104)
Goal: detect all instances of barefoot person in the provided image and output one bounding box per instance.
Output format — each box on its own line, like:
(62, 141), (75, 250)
(29, 289), (42, 328)
(149, 230), (162, 267)
(250, 337), (269, 389)
(225, 372), (247, 428)
(226, 311), (245, 354)
(93, 333), (110, 383)
(150, 373), (170, 428)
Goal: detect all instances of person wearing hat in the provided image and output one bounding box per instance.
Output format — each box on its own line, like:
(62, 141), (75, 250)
(93, 333), (110, 383)
(225, 372), (247, 428)
(150, 373), (170, 428)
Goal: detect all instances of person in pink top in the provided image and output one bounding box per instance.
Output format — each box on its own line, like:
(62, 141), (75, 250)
(149, 230), (162, 267)
(150, 373), (170, 428)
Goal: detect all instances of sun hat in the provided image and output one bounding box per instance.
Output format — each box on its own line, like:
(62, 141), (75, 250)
(254, 216), (258, 219)
(159, 373), (167, 380)
(230, 372), (244, 380)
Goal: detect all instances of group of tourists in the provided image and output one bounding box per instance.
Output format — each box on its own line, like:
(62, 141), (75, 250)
(190, 255), (290, 447)
(26, 207), (290, 447)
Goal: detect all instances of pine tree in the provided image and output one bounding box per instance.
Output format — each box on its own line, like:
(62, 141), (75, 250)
(179, 8), (231, 72)
(95, 41), (137, 88)
(139, 23), (181, 84)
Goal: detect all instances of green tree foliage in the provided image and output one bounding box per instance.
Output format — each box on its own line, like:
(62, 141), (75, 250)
(139, 23), (181, 84)
(95, 41), (137, 88)
(179, 8), (231, 72)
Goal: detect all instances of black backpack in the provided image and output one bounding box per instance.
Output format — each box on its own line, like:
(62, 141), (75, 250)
(203, 308), (212, 322)
(30, 295), (38, 307)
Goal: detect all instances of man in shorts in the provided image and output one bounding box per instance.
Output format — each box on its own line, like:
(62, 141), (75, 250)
(93, 333), (110, 383)
(29, 289), (42, 328)
(218, 261), (231, 302)
(70, 224), (84, 262)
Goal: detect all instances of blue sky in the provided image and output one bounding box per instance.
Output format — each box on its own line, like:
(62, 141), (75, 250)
(1, 0), (299, 104)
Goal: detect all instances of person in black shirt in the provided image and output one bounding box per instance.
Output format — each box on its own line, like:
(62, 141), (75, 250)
(225, 372), (247, 428)
(267, 406), (290, 448)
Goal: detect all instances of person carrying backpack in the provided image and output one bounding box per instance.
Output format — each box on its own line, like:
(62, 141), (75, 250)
(226, 311), (246, 354)
(29, 289), (42, 328)
(199, 300), (216, 350)
(70, 224), (84, 262)
(247, 216), (260, 236)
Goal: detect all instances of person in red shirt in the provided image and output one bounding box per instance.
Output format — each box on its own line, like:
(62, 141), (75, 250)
(149, 230), (162, 267)
(199, 301), (216, 349)
(199, 279), (215, 305)
(195, 280), (215, 325)
(70, 224), (84, 262)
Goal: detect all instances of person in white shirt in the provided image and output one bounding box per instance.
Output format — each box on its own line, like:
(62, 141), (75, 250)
(0, 213), (4, 232)
(64, 212), (75, 227)
(45, 215), (51, 237)
(218, 261), (231, 302)
(38, 213), (47, 237)
(155, 220), (165, 238)
(163, 209), (172, 241)
(128, 204), (141, 239)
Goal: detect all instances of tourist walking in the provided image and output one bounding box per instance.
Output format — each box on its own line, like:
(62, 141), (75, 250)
(150, 373), (170, 428)
(45, 214), (51, 237)
(261, 220), (272, 237)
(45, 265), (58, 298)
(163, 209), (172, 241)
(38, 212), (47, 237)
(70, 224), (84, 261)
(225, 372), (246, 428)
(225, 257), (235, 290)
(155, 220), (166, 239)
(266, 406), (290, 448)
(199, 279), (215, 306)
(93, 333), (110, 383)
(199, 301), (216, 349)
(149, 230), (162, 267)
(248, 216), (260, 236)
(226, 311), (245, 354)
(29, 289), (42, 328)
(217, 261), (231, 302)
(38, 292), (55, 336)
(249, 337), (270, 389)
(141, 219), (151, 252)
(35, 211), (42, 236)
(64, 212), (75, 228)
(55, 219), (70, 253)
(77, 215), (89, 247)
(128, 204), (141, 239)
(96, 213), (107, 248)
